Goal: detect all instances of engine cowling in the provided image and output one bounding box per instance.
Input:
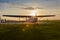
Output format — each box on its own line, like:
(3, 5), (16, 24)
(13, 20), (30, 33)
(27, 17), (37, 23)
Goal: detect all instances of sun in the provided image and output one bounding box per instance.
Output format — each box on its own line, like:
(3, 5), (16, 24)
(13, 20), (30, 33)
(30, 9), (38, 16)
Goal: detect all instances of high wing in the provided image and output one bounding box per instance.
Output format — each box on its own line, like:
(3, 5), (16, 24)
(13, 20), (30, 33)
(3, 15), (55, 17)
(37, 15), (55, 17)
(3, 15), (31, 17)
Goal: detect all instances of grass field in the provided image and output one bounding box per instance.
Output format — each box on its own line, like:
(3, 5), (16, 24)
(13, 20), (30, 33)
(0, 20), (60, 40)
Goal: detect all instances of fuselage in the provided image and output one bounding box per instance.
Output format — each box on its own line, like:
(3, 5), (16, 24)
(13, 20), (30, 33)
(27, 17), (37, 23)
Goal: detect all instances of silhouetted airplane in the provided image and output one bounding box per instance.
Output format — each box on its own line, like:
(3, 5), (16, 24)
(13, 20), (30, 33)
(3, 15), (55, 23)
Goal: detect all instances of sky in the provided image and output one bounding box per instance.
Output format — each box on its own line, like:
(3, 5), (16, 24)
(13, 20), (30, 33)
(0, 0), (60, 20)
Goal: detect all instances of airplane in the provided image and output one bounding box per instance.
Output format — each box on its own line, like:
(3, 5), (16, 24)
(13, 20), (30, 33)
(3, 14), (55, 23)
(2, 6), (55, 24)
(2, 14), (55, 31)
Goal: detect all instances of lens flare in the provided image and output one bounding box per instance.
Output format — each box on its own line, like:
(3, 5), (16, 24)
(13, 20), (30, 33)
(30, 9), (38, 16)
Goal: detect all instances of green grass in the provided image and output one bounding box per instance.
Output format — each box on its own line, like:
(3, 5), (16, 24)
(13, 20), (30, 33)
(0, 20), (60, 40)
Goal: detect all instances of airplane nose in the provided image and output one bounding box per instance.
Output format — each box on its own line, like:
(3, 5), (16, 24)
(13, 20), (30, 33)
(27, 17), (37, 23)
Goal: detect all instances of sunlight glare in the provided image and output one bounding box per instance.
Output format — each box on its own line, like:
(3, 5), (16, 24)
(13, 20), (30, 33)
(30, 9), (38, 16)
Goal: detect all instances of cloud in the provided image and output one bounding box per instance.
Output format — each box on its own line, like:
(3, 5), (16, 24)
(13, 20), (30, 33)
(0, 0), (60, 9)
